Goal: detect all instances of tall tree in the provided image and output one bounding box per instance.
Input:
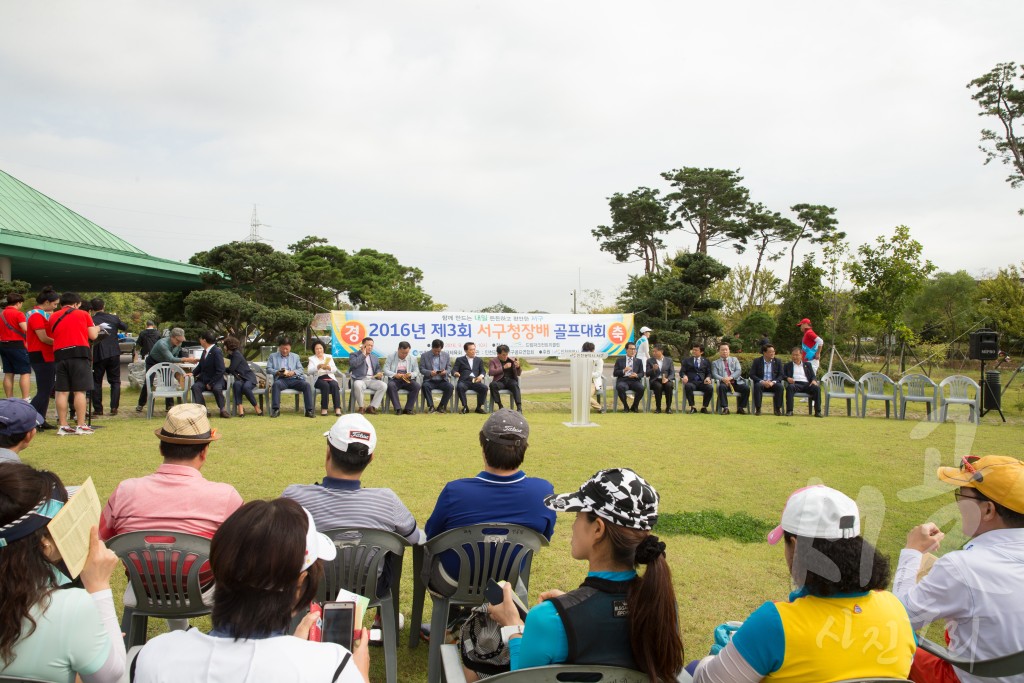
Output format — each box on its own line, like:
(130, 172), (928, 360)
(968, 62), (1024, 214)
(906, 271), (979, 351)
(786, 204), (843, 285)
(846, 226), (936, 372)
(976, 263), (1024, 350)
(343, 249), (436, 311)
(290, 242), (350, 310)
(660, 168), (752, 254)
(479, 302), (517, 313)
(591, 187), (670, 274)
(746, 204), (798, 307)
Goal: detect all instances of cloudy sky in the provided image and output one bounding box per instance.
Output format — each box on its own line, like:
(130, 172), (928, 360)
(1, 1), (1021, 313)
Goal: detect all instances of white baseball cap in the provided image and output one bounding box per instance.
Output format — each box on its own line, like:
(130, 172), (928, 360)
(766, 485), (860, 545)
(301, 507), (337, 571)
(639, 326), (653, 334)
(324, 414), (377, 454)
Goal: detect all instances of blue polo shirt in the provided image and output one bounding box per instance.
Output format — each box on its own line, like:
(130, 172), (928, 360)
(425, 470), (556, 577)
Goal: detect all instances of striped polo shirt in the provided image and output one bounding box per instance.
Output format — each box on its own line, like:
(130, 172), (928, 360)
(282, 477), (424, 544)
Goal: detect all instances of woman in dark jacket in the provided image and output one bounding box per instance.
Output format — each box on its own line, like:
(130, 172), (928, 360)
(224, 337), (262, 417)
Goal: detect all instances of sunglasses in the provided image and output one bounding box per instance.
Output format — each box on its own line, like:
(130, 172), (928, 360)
(959, 455), (984, 483)
(953, 490), (988, 503)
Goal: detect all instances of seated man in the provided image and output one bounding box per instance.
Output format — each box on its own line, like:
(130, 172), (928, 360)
(612, 342), (644, 412)
(454, 342), (487, 414)
(750, 343), (784, 416)
(782, 346), (821, 417)
(349, 336), (387, 415)
(283, 414), (424, 594)
(189, 331), (230, 419)
(0, 398), (42, 463)
(489, 345), (523, 412)
(266, 336), (314, 418)
(425, 409), (556, 597)
(99, 403), (243, 627)
(384, 341), (421, 415)
(646, 344), (675, 413)
(419, 339), (454, 413)
(711, 342), (749, 415)
(136, 327), (191, 413)
(893, 455), (1024, 683)
(681, 343), (714, 414)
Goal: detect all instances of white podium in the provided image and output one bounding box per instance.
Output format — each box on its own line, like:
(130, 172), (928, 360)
(560, 351), (607, 428)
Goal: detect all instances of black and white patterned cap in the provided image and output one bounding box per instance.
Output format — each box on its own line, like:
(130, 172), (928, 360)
(544, 468), (659, 531)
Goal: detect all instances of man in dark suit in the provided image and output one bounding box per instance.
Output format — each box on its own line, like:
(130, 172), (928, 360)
(419, 338), (453, 413)
(783, 346), (822, 417)
(680, 343), (714, 414)
(190, 330), (230, 418)
(90, 298), (128, 415)
(613, 341), (645, 412)
(646, 344), (675, 414)
(453, 341), (487, 414)
(750, 343), (784, 416)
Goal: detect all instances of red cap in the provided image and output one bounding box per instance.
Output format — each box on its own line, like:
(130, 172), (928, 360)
(797, 318), (811, 326)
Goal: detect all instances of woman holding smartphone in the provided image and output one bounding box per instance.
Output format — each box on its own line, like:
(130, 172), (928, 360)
(307, 342), (342, 416)
(134, 498), (370, 682)
(486, 468), (683, 682)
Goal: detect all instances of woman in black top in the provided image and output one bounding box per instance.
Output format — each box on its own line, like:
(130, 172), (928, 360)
(224, 337), (261, 417)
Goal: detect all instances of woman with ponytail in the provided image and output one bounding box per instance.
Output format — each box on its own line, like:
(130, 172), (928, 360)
(487, 468), (683, 682)
(26, 287), (59, 428)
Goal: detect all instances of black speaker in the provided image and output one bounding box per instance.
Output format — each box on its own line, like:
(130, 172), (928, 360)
(969, 329), (999, 361)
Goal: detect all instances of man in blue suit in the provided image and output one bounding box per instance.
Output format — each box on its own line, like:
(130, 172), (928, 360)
(419, 338), (453, 413)
(613, 342), (645, 412)
(190, 330), (230, 419)
(453, 341), (487, 414)
(750, 344), (784, 416)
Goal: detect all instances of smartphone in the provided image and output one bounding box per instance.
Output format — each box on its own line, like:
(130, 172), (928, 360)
(484, 579), (528, 619)
(321, 601), (357, 651)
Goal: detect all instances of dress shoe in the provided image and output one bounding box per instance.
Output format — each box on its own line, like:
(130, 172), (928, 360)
(357, 407), (364, 414)
(403, 408), (415, 415)
(737, 408), (747, 415)
(270, 409), (280, 418)
(700, 407), (710, 414)
(39, 421), (56, 431)
(109, 409), (118, 416)
(438, 407), (448, 414)
(460, 407), (469, 414)
(220, 409), (231, 419)
(753, 409), (761, 415)
(426, 407), (436, 414)
(366, 407), (377, 415)
(665, 408), (673, 414)
(93, 407), (103, 416)
(721, 408), (730, 415)
(630, 407), (640, 413)
(475, 407), (486, 414)
(775, 409), (783, 416)
(689, 406), (697, 414)
(785, 411), (793, 417)
(654, 408), (662, 414)
(135, 405), (144, 413)
(814, 412), (823, 418)
(305, 410), (315, 418)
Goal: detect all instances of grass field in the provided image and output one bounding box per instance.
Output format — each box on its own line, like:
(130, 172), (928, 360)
(24, 387), (1024, 681)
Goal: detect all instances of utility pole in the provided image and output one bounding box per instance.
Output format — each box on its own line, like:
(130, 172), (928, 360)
(246, 205), (267, 243)
(572, 290), (577, 314)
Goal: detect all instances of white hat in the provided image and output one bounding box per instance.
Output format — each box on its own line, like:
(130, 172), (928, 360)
(301, 506), (337, 571)
(324, 414), (377, 454)
(639, 326), (653, 334)
(766, 485), (860, 545)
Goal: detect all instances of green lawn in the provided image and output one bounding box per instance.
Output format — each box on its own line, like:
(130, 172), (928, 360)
(24, 388), (1024, 681)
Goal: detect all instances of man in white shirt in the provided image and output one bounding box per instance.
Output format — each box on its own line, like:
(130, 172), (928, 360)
(782, 346), (821, 417)
(384, 341), (421, 415)
(892, 455), (1024, 683)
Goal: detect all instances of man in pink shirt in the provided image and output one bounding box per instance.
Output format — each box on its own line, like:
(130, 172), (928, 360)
(100, 403), (242, 629)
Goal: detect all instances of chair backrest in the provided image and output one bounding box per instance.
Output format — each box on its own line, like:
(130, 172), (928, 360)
(0, 676), (61, 683)
(939, 374), (980, 400)
(317, 527), (410, 604)
(106, 530), (212, 618)
(896, 373), (937, 397)
(821, 371), (857, 394)
(486, 664), (651, 682)
(919, 636), (1024, 677)
(145, 362), (185, 391)
(858, 372), (895, 395)
(425, 523), (549, 603)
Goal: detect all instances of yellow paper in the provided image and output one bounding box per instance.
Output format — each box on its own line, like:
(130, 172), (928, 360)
(47, 477), (101, 579)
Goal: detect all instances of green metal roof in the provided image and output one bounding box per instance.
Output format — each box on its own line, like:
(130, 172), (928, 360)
(0, 169), (216, 292)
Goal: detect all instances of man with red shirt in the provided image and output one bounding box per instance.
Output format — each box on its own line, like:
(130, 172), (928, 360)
(798, 318), (824, 374)
(0, 292), (32, 399)
(46, 292), (100, 436)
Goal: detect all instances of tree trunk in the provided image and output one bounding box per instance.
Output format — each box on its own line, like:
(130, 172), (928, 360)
(787, 237), (803, 286)
(749, 246), (766, 308)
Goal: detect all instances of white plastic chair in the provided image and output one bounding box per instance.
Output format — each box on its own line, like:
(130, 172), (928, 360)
(821, 371), (861, 417)
(144, 363), (188, 418)
(858, 372), (897, 419)
(939, 375), (981, 424)
(897, 374), (939, 421)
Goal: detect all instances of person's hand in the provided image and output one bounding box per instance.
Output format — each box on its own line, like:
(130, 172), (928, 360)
(487, 582), (525, 627)
(787, 377), (795, 384)
(538, 589), (565, 603)
(704, 378), (712, 385)
(811, 381), (819, 386)
(503, 362), (512, 370)
(352, 628), (371, 682)
(906, 523), (944, 553)
(79, 526), (119, 594)
(293, 610), (318, 640)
